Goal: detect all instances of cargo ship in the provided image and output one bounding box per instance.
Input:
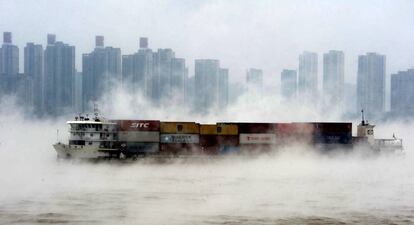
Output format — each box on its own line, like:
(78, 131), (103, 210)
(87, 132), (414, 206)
(53, 111), (404, 159)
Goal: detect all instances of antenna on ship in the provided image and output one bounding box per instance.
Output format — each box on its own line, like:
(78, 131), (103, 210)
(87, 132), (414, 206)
(93, 101), (102, 122)
(361, 109), (366, 126)
(94, 102), (99, 118)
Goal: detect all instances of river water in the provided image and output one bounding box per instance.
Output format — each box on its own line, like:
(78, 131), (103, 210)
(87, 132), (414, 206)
(1, 152), (414, 225)
(0, 117), (414, 224)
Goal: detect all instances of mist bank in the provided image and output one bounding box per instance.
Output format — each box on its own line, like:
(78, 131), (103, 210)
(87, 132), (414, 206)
(1, 92), (414, 224)
(1, 147), (414, 224)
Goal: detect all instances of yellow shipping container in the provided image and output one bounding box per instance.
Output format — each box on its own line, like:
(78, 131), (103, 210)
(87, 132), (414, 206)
(217, 124), (238, 135)
(160, 122), (200, 134)
(200, 124), (217, 135)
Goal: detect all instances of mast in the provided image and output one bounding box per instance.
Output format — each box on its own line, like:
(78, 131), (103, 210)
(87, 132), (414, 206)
(361, 109), (365, 126)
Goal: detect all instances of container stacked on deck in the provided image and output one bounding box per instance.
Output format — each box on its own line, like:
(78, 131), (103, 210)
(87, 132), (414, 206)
(160, 122), (201, 155)
(277, 123), (315, 146)
(219, 123), (277, 153)
(312, 122), (352, 149)
(111, 120), (353, 157)
(199, 124), (239, 154)
(115, 120), (160, 156)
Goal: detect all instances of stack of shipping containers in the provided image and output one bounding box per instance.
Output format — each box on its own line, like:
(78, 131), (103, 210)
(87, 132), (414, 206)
(115, 120), (160, 156)
(200, 124), (219, 154)
(276, 122), (352, 149)
(222, 123), (277, 153)
(277, 123), (315, 146)
(160, 122), (200, 155)
(109, 120), (353, 157)
(200, 124), (239, 154)
(312, 122), (352, 149)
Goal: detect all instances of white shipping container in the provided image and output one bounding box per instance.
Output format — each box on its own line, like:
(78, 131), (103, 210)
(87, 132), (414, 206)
(160, 134), (200, 144)
(119, 131), (160, 142)
(239, 133), (277, 144)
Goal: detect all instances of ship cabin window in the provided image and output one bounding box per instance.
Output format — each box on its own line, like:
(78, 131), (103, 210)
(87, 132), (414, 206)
(217, 126), (222, 133)
(177, 125), (183, 132)
(69, 140), (85, 145)
(89, 142), (92, 145)
(95, 124), (102, 131)
(90, 133), (93, 137)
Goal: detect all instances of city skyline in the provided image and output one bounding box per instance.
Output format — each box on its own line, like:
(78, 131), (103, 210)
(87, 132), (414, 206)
(1, 31), (413, 118)
(1, 1), (414, 87)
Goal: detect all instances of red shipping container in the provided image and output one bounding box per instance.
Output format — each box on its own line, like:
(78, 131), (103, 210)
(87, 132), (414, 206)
(312, 122), (352, 134)
(113, 120), (160, 132)
(200, 135), (218, 147)
(292, 123), (315, 135)
(276, 123), (297, 135)
(220, 123), (276, 133)
(276, 123), (314, 145)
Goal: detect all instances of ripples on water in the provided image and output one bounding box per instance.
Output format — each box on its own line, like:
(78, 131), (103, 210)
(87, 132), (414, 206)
(1, 152), (414, 225)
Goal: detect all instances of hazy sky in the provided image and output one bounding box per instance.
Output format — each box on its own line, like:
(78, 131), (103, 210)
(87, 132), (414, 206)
(1, 0), (414, 88)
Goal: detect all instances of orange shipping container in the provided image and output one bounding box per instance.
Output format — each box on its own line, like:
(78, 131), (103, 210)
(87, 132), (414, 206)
(217, 124), (238, 135)
(200, 124), (217, 135)
(160, 122), (200, 134)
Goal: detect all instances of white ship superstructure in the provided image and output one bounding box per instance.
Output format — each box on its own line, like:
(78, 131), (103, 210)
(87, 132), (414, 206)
(53, 114), (118, 159)
(355, 110), (403, 154)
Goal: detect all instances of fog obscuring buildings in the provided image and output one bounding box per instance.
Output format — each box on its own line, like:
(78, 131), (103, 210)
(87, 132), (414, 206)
(194, 59), (228, 112)
(74, 71), (83, 113)
(122, 38), (153, 96)
(246, 68), (263, 100)
(24, 42), (43, 115)
(391, 69), (414, 115)
(2, 31), (414, 118)
(357, 53), (386, 117)
(281, 69), (297, 100)
(0, 32), (19, 75)
(122, 38), (187, 105)
(218, 68), (229, 108)
(82, 36), (121, 111)
(44, 34), (75, 116)
(195, 59), (219, 111)
(0, 32), (32, 109)
(298, 51), (318, 101)
(323, 50), (344, 110)
(171, 57), (187, 104)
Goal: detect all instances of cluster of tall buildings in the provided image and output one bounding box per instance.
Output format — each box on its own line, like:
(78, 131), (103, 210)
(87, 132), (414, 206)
(0, 32), (229, 116)
(279, 51), (414, 118)
(1, 31), (413, 118)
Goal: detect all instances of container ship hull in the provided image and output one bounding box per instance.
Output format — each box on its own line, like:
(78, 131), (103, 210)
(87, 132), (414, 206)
(53, 116), (403, 160)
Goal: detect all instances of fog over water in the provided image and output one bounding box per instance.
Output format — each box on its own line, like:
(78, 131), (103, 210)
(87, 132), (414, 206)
(1, 1), (414, 224)
(1, 94), (414, 225)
